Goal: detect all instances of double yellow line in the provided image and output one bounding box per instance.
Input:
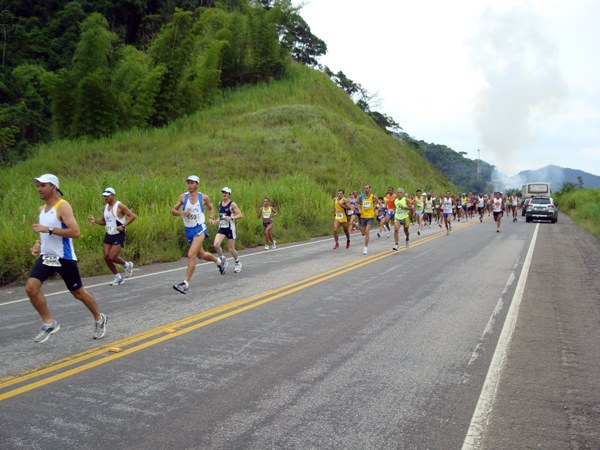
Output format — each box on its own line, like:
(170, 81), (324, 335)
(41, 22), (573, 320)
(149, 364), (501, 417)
(0, 226), (469, 401)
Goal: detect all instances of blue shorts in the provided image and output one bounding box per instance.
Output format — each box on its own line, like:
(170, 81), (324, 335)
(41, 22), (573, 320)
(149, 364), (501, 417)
(443, 212), (452, 218)
(262, 221), (272, 228)
(184, 224), (208, 244)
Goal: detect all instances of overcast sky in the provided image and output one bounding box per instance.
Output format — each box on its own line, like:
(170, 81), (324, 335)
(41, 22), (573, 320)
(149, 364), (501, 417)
(297, 0), (600, 177)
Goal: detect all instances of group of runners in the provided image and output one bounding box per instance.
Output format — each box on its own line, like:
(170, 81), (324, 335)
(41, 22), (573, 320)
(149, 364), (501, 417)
(25, 173), (522, 344)
(332, 186), (522, 253)
(26, 174), (278, 344)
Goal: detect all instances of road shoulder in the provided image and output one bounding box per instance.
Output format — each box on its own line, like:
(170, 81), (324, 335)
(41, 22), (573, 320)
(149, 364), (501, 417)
(483, 215), (600, 448)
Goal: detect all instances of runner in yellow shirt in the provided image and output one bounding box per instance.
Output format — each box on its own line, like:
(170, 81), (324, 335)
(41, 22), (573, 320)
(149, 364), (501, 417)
(358, 184), (376, 255)
(332, 189), (351, 249)
(392, 187), (412, 250)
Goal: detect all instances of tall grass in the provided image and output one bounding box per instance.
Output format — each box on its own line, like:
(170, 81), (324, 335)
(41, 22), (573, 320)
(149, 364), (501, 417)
(0, 63), (454, 284)
(554, 188), (600, 241)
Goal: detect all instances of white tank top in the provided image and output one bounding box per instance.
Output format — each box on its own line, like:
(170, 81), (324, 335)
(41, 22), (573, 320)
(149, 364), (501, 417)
(442, 197), (453, 213)
(39, 200), (77, 260)
(493, 198), (503, 212)
(182, 193), (205, 228)
(104, 201), (125, 235)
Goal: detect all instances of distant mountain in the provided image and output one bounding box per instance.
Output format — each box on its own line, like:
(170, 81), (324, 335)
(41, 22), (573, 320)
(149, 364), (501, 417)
(512, 165), (600, 190)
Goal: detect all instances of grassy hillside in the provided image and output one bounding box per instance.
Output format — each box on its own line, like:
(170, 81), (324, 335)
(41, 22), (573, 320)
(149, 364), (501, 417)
(0, 63), (453, 284)
(554, 189), (600, 241)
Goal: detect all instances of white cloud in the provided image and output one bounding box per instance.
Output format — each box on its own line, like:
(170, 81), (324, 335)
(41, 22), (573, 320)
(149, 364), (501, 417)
(297, 0), (600, 176)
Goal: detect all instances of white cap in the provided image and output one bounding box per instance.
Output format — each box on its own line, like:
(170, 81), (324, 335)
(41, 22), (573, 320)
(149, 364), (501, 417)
(221, 186), (232, 194)
(33, 174), (63, 195)
(186, 175), (200, 183)
(102, 187), (116, 196)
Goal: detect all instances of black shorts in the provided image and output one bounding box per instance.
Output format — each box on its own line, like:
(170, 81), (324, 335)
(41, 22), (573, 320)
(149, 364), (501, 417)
(29, 257), (83, 291)
(104, 232), (125, 246)
(217, 227), (236, 240)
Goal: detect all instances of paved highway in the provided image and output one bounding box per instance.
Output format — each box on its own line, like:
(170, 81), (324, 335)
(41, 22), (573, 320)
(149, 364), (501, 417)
(1, 214), (598, 449)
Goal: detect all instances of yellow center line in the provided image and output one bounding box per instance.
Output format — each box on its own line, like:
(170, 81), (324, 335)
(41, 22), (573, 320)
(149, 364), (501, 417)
(0, 222), (478, 401)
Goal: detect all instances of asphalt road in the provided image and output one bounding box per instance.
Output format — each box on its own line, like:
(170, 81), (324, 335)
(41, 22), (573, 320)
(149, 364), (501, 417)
(0, 214), (598, 449)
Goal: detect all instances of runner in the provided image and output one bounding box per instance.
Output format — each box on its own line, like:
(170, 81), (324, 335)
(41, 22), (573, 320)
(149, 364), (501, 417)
(346, 192), (359, 234)
(213, 187), (244, 273)
(392, 187), (411, 250)
(171, 175), (226, 295)
(382, 186), (396, 238)
(414, 189), (425, 235)
(88, 187), (137, 286)
(358, 184), (376, 255)
(27, 174), (107, 343)
(477, 192), (486, 223)
(332, 189), (351, 249)
(258, 197), (278, 250)
(511, 192), (519, 222)
(376, 196), (387, 238)
(492, 191), (504, 232)
(441, 191), (454, 235)
(424, 193), (433, 228)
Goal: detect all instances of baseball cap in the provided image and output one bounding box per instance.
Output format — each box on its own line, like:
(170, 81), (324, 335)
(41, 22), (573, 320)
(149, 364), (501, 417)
(33, 174), (63, 195)
(186, 175), (200, 183)
(102, 187), (116, 196)
(221, 186), (232, 194)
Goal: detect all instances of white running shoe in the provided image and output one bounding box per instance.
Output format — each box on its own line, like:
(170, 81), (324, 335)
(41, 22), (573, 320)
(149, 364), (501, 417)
(265, 245), (269, 251)
(272, 240), (277, 249)
(173, 281), (189, 294)
(217, 256), (226, 275)
(110, 274), (124, 286)
(234, 261), (242, 273)
(124, 261), (134, 278)
(363, 247), (368, 255)
(392, 243), (399, 251)
(405, 240), (410, 248)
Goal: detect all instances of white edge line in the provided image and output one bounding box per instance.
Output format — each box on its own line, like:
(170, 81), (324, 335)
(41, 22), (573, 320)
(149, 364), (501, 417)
(0, 235), (336, 307)
(461, 223), (540, 449)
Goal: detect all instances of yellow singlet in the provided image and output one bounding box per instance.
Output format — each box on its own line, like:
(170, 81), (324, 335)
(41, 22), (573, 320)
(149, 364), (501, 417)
(334, 198), (348, 223)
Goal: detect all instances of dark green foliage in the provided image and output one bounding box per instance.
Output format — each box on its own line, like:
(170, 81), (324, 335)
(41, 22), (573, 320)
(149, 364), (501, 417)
(405, 137), (496, 193)
(1, 0), (327, 164)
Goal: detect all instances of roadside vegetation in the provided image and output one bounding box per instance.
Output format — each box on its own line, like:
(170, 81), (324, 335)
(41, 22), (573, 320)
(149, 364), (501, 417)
(554, 188), (600, 241)
(0, 63), (454, 284)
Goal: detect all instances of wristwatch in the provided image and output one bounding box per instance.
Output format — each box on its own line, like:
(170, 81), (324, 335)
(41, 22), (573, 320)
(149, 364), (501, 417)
(48, 227), (54, 236)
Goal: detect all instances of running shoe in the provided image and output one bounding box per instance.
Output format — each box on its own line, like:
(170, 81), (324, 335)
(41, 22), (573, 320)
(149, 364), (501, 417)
(265, 245), (269, 251)
(124, 261), (134, 278)
(377, 232), (381, 238)
(405, 239), (410, 248)
(34, 320), (60, 343)
(392, 243), (399, 251)
(417, 230), (420, 235)
(272, 240), (277, 249)
(497, 229), (500, 233)
(447, 229), (449, 235)
(110, 274), (124, 286)
(93, 313), (108, 340)
(363, 247), (368, 255)
(346, 240), (350, 249)
(217, 256), (226, 275)
(333, 242), (339, 249)
(173, 281), (189, 294)
(234, 261), (242, 273)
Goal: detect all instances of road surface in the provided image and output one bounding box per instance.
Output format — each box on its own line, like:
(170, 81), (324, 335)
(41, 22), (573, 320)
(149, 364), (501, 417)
(1, 214), (598, 449)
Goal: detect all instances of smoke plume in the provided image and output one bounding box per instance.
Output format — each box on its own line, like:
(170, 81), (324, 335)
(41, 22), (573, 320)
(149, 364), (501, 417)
(469, 6), (568, 175)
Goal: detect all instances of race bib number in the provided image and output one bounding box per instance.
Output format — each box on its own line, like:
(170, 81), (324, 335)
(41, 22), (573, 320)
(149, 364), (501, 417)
(106, 226), (119, 235)
(219, 219), (229, 228)
(363, 201), (371, 208)
(263, 212), (270, 219)
(336, 212), (344, 219)
(42, 255), (61, 267)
